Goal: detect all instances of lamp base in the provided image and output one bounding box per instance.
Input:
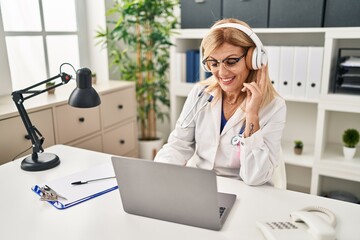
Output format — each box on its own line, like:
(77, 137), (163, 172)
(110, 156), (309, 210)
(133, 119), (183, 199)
(21, 152), (60, 171)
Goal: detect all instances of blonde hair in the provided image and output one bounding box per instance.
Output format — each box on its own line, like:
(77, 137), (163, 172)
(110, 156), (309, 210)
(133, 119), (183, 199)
(199, 18), (278, 108)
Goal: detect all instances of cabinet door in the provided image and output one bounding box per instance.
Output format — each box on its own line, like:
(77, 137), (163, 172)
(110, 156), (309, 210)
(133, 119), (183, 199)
(269, 0), (324, 28)
(103, 121), (136, 156)
(180, 0), (221, 28)
(72, 134), (103, 153)
(223, 0), (269, 28)
(55, 104), (101, 143)
(101, 88), (136, 129)
(0, 109), (55, 165)
(324, 0), (360, 27)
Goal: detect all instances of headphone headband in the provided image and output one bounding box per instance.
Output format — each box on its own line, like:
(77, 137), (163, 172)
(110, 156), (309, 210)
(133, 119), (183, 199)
(202, 22), (267, 71)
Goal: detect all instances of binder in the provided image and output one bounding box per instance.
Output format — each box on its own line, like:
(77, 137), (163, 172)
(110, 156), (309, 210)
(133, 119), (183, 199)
(176, 52), (186, 83)
(266, 46), (281, 91)
(292, 47), (308, 98)
(32, 163), (118, 210)
(194, 50), (200, 82)
(279, 47), (295, 97)
(306, 47), (323, 99)
(186, 49), (200, 83)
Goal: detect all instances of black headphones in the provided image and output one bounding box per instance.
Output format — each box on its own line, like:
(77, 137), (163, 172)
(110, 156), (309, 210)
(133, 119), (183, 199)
(201, 23), (268, 71)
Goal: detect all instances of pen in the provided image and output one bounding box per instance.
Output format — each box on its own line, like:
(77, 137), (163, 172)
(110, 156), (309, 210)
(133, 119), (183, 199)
(71, 176), (116, 185)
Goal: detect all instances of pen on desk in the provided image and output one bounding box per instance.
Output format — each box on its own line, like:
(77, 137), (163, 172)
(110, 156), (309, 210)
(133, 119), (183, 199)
(71, 176), (116, 185)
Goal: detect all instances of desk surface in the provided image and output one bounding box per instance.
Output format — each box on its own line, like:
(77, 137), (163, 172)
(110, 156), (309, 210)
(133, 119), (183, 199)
(1, 145), (359, 240)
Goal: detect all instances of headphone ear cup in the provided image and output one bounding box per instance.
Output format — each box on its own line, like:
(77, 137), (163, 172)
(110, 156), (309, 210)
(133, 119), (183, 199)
(245, 47), (256, 70)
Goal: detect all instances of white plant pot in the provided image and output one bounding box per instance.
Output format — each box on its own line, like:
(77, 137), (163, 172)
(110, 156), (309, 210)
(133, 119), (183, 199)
(138, 138), (164, 160)
(343, 146), (356, 160)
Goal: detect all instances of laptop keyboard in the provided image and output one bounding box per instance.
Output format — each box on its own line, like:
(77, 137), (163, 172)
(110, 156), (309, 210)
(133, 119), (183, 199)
(219, 207), (226, 218)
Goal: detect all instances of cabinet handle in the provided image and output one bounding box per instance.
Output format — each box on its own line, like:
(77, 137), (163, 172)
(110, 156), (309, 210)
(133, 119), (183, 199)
(24, 134), (30, 140)
(311, 83), (316, 88)
(118, 104), (123, 109)
(271, 80), (275, 84)
(78, 117), (85, 122)
(119, 140), (125, 144)
(297, 82), (302, 87)
(283, 81), (288, 86)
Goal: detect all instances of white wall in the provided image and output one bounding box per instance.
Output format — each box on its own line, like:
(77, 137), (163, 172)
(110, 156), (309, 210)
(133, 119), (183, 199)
(85, 1), (109, 83)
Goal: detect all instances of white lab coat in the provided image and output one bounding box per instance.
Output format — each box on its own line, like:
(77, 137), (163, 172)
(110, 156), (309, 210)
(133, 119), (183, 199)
(155, 84), (286, 186)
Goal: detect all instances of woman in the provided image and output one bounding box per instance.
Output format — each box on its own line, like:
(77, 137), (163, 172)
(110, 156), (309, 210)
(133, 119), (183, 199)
(154, 18), (286, 186)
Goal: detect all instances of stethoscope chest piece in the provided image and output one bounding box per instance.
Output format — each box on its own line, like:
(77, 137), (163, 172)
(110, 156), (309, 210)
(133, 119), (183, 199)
(231, 135), (241, 146)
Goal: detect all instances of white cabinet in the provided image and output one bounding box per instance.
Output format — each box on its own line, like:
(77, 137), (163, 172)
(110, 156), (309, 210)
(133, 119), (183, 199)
(0, 108), (55, 165)
(55, 104), (101, 143)
(0, 80), (138, 165)
(169, 27), (360, 199)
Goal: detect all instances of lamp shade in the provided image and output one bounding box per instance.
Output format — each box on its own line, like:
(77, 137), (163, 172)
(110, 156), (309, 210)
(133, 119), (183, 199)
(68, 67), (101, 108)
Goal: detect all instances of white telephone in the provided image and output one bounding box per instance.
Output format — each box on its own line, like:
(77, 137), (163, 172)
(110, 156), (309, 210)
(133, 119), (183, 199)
(256, 206), (336, 240)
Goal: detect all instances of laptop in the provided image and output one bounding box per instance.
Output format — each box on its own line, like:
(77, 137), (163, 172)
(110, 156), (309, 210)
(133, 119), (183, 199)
(111, 156), (236, 231)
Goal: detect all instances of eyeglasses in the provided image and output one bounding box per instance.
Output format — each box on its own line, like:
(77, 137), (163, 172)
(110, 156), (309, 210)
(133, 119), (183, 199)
(202, 52), (247, 71)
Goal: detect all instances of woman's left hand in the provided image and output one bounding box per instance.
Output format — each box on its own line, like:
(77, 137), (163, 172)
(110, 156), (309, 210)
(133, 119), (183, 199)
(242, 65), (267, 116)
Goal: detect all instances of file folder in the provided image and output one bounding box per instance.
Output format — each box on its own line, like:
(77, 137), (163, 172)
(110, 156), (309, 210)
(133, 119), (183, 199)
(266, 46), (281, 91)
(32, 163), (118, 210)
(279, 47), (294, 97)
(176, 52), (186, 83)
(306, 47), (323, 99)
(292, 47), (308, 98)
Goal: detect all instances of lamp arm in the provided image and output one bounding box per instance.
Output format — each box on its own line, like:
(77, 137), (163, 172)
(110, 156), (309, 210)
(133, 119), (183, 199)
(12, 92), (44, 156)
(11, 73), (73, 160)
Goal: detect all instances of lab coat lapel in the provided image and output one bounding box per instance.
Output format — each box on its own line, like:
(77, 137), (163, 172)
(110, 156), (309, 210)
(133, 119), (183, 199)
(221, 107), (245, 136)
(210, 97), (222, 137)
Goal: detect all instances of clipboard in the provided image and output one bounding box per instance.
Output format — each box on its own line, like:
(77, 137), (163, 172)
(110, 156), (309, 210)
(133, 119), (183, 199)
(32, 163), (118, 210)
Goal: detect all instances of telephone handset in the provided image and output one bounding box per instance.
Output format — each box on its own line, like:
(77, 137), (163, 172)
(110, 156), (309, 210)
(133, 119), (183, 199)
(256, 206), (336, 240)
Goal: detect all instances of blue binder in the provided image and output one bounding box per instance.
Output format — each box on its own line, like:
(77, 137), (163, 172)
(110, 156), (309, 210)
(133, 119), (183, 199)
(186, 49), (200, 83)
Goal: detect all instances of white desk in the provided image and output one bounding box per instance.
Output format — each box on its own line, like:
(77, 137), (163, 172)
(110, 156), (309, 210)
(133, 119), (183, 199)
(1, 145), (359, 240)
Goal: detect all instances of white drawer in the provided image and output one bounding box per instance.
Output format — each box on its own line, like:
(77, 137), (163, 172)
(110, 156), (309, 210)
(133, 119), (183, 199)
(101, 87), (136, 128)
(55, 104), (101, 143)
(72, 134), (103, 152)
(0, 108), (55, 165)
(103, 121), (136, 156)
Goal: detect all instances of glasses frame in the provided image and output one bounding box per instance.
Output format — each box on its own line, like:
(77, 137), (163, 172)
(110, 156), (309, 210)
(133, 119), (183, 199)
(202, 52), (247, 71)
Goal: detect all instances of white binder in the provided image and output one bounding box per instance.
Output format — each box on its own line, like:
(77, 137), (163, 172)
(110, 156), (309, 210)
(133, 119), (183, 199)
(176, 52), (186, 83)
(306, 47), (323, 99)
(266, 46), (281, 92)
(292, 47), (309, 98)
(279, 47), (295, 97)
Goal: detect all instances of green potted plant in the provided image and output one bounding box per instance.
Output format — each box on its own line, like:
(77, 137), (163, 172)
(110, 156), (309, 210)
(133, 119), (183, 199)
(294, 140), (303, 155)
(342, 128), (359, 160)
(96, 0), (178, 159)
(45, 81), (56, 94)
(91, 73), (97, 84)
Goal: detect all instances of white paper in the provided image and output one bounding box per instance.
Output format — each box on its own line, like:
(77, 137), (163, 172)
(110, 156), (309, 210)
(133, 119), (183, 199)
(34, 163), (117, 206)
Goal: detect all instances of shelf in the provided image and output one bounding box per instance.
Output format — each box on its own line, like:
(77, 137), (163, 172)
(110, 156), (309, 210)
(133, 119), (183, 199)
(319, 94), (360, 113)
(170, 27), (360, 197)
(284, 96), (318, 104)
(282, 141), (314, 168)
(320, 143), (360, 171)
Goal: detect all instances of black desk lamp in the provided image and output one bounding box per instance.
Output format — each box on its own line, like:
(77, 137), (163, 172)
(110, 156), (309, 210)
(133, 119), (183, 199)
(11, 63), (101, 171)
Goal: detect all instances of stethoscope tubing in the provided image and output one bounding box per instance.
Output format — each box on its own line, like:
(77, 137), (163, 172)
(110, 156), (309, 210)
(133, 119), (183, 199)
(180, 95), (213, 128)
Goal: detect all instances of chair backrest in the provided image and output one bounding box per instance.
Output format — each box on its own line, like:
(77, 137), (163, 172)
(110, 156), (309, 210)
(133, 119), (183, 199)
(271, 147), (287, 189)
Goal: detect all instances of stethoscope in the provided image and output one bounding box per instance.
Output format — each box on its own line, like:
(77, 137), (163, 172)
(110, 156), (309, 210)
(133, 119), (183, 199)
(231, 121), (246, 146)
(179, 86), (214, 128)
(179, 86), (246, 147)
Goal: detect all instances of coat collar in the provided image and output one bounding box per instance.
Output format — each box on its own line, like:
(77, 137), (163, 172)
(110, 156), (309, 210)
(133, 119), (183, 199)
(210, 91), (246, 137)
